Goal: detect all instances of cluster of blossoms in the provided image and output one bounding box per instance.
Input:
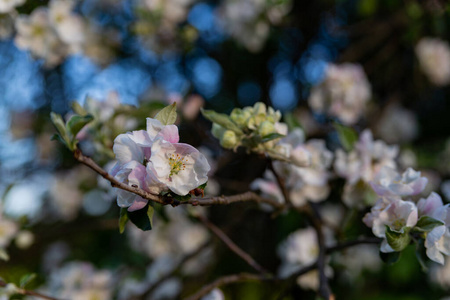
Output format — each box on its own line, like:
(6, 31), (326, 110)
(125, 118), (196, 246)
(208, 102), (289, 160)
(218, 0), (292, 52)
(11, 0), (117, 67)
(111, 114), (210, 211)
(334, 129), (398, 208)
(308, 63), (371, 125)
(363, 166), (450, 264)
(415, 37), (450, 86)
(252, 128), (333, 207)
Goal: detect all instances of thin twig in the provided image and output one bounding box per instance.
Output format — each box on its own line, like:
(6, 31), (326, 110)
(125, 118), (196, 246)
(184, 192), (283, 209)
(73, 149), (283, 209)
(197, 214), (271, 275)
(0, 280), (61, 300)
(144, 240), (212, 298)
(183, 273), (274, 300)
(267, 160), (292, 208)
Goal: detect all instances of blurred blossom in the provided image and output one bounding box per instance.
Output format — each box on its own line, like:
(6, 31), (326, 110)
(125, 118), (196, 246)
(0, 213), (18, 248)
(320, 204), (345, 229)
(442, 180), (450, 202)
(0, 0), (24, 14)
(416, 37), (450, 86)
(398, 148), (417, 170)
(44, 261), (114, 300)
(14, 230), (34, 249)
(182, 94), (204, 120)
(50, 166), (97, 220)
(420, 170), (442, 197)
(430, 257), (450, 288)
(334, 130), (398, 208)
(201, 289), (225, 300)
(375, 103), (418, 144)
(42, 241), (70, 272)
(309, 63), (371, 125)
(217, 0), (292, 52)
(335, 244), (381, 280)
(128, 207), (211, 275)
(9, 110), (34, 139)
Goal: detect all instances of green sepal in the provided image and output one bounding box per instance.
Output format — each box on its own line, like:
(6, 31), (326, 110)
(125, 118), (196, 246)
(261, 133), (285, 143)
(50, 112), (73, 150)
(415, 238), (428, 272)
(380, 250), (401, 265)
(155, 102), (177, 125)
(334, 123), (358, 152)
(385, 225), (411, 252)
(198, 182), (207, 190)
(66, 114), (94, 137)
(413, 216), (445, 233)
(119, 208), (129, 234)
(127, 204), (154, 231)
(201, 109), (244, 135)
(19, 273), (36, 289)
(71, 101), (88, 116)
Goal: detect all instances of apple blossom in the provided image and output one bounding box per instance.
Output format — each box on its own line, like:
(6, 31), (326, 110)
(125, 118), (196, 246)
(0, 0), (24, 13)
(416, 37), (450, 86)
(308, 63), (371, 125)
(370, 167), (428, 197)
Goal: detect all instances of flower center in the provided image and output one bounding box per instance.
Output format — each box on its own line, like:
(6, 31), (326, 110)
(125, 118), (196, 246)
(168, 153), (187, 177)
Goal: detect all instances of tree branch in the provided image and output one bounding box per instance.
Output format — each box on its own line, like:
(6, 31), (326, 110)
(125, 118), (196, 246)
(73, 149), (283, 209)
(0, 280), (60, 300)
(197, 214), (271, 275)
(184, 273), (274, 300)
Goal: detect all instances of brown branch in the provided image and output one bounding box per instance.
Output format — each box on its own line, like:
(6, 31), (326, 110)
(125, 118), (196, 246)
(184, 273), (274, 300)
(267, 159), (292, 208)
(183, 191), (283, 209)
(197, 214), (271, 275)
(0, 280), (61, 300)
(73, 149), (283, 209)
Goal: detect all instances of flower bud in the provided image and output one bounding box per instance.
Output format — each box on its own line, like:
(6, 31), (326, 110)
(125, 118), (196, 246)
(230, 108), (250, 127)
(220, 130), (238, 149)
(258, 121), (275, 137)
(211, 123), (225, 139)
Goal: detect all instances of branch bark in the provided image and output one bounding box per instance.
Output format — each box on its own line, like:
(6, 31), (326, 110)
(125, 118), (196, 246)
(197, 214), (270, 275)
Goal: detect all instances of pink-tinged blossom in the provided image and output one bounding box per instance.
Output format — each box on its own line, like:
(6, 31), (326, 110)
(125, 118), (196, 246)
(335, 130), (398, 208)
(364, 198), (418, 253)
(308, 63), (371, 125)
(111, 117), (209, 210)
(148, 139), (210, 196)
(370, 167), (428, 197)
(418, 192), (450, 264)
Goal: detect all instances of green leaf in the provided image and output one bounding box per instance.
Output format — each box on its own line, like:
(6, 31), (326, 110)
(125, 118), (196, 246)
(201, 109), (244, 135)
(415, 239), (428, 272)
(413, 216), (444, 233)
(283, 112), (302, 131)
(50, 112), (73, 150)
(71, 101), (88, 116)
(19, 273), (36, 288)
(334, 123), (358, 151)
(127, 204), (154, 231)
(380, 250), (401, 265)
(119, 208), (129, 234)
(385, 225), (411, 252)
(66, 114), (94, 137)
(198, 182), (207, 190)
(261, 133), (285, 143)
(154, 103), (177, 125)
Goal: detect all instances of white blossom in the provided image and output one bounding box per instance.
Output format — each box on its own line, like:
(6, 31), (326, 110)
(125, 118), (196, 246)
(0, 0), (24, 13)
(309, 63), (371, 125)
(416, 37), (450, 86)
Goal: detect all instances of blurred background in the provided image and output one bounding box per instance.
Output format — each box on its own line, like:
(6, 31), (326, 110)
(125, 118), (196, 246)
(1, 0), (450, 299)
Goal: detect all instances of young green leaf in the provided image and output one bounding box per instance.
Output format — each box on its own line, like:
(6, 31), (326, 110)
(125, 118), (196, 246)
(50, 112), (73, 150)
(66, 114), (94, 137)
(127, 204), (154, 231)
(413, 216), (445, 233)
(415, 238), (428, 272)
(283, 112), (302, 131)
(385, 225), (411, 252)
(334, 123), (358, 151)
(71, 101), (88, 116)
(155, 102), (177, 125)
(19, 273), (36, 288)
(119, 208), (129, 234)
(261, 133), (285, 143)
(201, 109), (244, 135)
